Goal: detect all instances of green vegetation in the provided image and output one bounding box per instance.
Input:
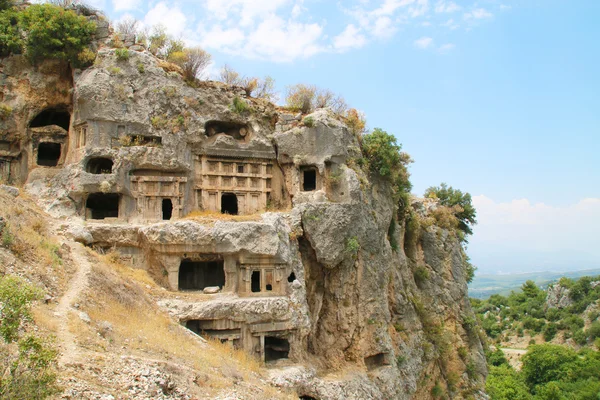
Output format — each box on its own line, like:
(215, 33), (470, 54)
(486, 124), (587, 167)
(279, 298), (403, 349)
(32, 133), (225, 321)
(115, 47), (129, 61)
(413, 266), (430, 286)
(468, 268), (600, 299)
(487, 344), (600, 400)
(285, 84), (347, 115)
(1, 0), (14, 11)
(19, 4), (96, 66)
(231, 96), (249, 114)
(302, 116), (314, 127)
(0, 9), (21, 57)
(219, 65), (278, 102)
(425, 183), (477, 237)
(0, 275), (59, 398)
(345, 236), (360, 257)
(473, 275), (600, 344)
(361, 128), (412, 205)
(0, 103), (12, 120)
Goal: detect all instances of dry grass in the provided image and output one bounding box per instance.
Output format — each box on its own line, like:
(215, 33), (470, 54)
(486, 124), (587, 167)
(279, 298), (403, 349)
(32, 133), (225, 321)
(80, 256), (295, 397)
(184, 210), (262, 223)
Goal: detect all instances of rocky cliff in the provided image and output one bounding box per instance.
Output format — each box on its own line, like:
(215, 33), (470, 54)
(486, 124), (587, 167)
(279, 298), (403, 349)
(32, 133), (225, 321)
(0, 38), (487, 399)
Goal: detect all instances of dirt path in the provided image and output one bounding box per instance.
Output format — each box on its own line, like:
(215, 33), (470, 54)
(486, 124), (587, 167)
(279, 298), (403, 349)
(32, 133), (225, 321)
(501, 347), (528, 370)
(55, 241), (92, 365)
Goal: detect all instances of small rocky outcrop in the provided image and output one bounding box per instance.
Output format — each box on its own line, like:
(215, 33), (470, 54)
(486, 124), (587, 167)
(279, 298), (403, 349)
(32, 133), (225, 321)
(546, 284), (573, 309)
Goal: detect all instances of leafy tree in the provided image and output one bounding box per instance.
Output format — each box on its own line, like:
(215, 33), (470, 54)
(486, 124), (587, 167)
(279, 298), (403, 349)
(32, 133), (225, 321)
(0, 0), (13, 11)
(362, 128), (413, 200)
(424, 183), (477, 236)
(521, 344), (577, 390)
(0, 9), (22, 57)
(19, 4), (96, 65)
(0, 275), (59, 398)
(487, 348), (509, 367)
(0, 275), (42, 343)
(486, 365), (532, 400)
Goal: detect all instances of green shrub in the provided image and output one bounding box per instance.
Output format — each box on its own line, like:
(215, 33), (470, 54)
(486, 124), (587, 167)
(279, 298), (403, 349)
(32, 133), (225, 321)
(0, 9), (22, 57)
(231, 96), (249, 114)
(487, 348), (509, 366)
(0, 276), (59, 399)
(542, 322), (558, 342)
(361, 128), (412, 201)
(0, 103), (12, 120)
(586, 321), (600, 340)
(466, 360), (477, 379)
(302, 116), (314, 127)
(424, 183), (477, 237)
(2, 225), (13, 248)
(0, 276), (42, 343)
(396, 355), (406, 367)
(107, 66), (122, 75)
(345, 236), (360, 257)
(115, 47), (129, 61)
(137, 62), (145, 73)
(431, 382), (444, 398)
(413, 266), (429, 286)
(0, 0), (14, 11)
(486, 365), (532, 400)
(588, 310), (600, 322)
(19, 4), (96, 66)
(521, 344), (577, 389)
(573, 329), (587, 345)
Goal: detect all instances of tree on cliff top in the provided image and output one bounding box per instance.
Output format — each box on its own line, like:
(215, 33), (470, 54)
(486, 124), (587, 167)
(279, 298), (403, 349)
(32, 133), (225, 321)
(19, 4), (96, 66)
(425, 183), (477, 236)
(362, 128), (413, 202)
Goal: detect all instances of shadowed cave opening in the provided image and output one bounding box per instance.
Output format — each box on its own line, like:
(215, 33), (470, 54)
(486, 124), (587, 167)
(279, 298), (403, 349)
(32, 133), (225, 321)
(302, 168), (317, 191)
(37, 142), (61, 167)
(162, 198), (173, 220)
(221, 193), (238, 215)
(264, 336), (289, 362)
(86, 157), (113, 174)
(251, 270), (261, 293)
(287, 272), (296, 283)
(364, 353), (389, 371)
(86, 193), (119, 220)
(178, 259), (225, 291)
(30, 108), (71, 131)
(205, 120), (249, 140)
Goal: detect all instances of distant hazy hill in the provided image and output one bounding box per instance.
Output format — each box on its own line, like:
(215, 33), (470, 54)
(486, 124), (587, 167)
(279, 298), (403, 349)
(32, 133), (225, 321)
(469, 269), (600, 299)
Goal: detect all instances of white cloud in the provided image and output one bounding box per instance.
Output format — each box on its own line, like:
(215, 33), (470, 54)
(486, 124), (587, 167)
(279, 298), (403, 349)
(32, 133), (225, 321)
(372, 16), (397, 38)
(470, 196), (600, 273)
(200, 27), (246, 50)
(243, 16), (324, 62)
(203, 0), (290, 26)
(464, 8), (493, 20)
(112, 0), (141, 12)
(414, 36), (433, 49)
(441, 18), (459, 29)
(408, 0), (429, 17)
(144, 2), (188, 37)
(438, 43), (455, 53)
(434, 0), (460, 13)
(334, 24), (368, 51)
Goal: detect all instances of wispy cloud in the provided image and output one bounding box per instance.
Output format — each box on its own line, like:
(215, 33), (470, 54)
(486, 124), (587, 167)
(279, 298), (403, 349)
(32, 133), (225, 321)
(438, 43), (455, 53)
(435, 0), (461, 13)
(414, 36), (434, 49)
(334, 24), (368, 51)
(464, 8), (493, 20)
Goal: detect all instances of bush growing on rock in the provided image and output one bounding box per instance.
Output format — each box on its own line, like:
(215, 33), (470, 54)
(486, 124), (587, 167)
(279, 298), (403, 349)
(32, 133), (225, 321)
(0, 9), (22, 57)
(425, 183), (477, 237)
(285, 84), (347, 115)
(19, 4), (96, 66)
(361, 128), (412, 203)
(0, 275), (59, 399)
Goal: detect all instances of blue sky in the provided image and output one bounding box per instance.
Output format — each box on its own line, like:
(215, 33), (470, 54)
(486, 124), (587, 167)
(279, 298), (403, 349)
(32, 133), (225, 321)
(82, 0), (599, 274)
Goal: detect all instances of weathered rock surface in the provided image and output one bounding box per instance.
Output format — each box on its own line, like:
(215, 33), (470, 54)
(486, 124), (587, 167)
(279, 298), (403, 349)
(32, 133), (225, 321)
(0, 36), (487, 399)
(546, 283), (573, 309)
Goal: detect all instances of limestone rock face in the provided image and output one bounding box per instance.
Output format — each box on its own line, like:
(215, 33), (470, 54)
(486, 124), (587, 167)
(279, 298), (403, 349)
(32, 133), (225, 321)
(0, 46), (487, 399)
(546, 284), (573, 309)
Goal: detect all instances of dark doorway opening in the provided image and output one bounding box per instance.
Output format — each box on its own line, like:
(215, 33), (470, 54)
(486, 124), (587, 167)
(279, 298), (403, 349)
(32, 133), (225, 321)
(30, 108), (71, 131)
(178, 259), (225, 291)
(299, 396), (318, 400)
(266, 284), (272, 291)
(221, 193), (238, 215)
(86, 157), (113, 174)
(288, 272), (296, 283)
(302, 169), (317, 191)
(86, 193), (119, 220)
(37, 142), (61, 167)
(364, 353), (389, 370)
(265, 336), (289, 362)
(251, 271), (261, 293)
(162, 199), (173, 220)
